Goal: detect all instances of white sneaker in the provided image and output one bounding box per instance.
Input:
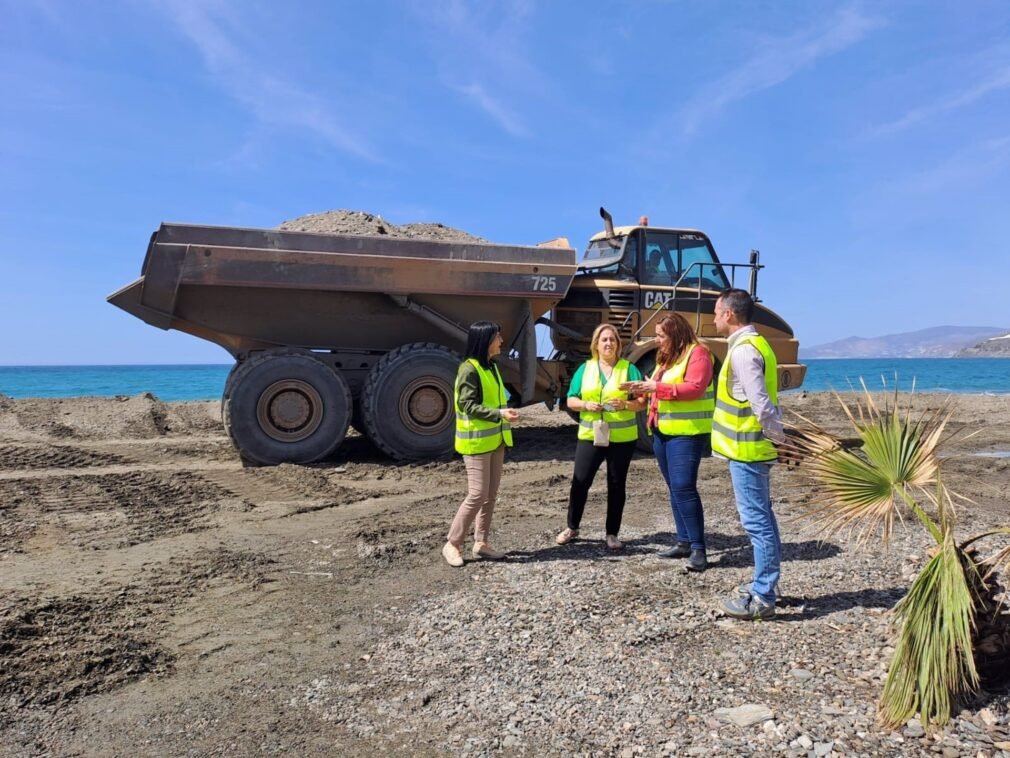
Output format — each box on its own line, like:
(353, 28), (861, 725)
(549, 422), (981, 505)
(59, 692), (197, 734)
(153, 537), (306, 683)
(472, 543), (505, 560)
(442, 542), (464, 567)
(555, 528), (578, 545)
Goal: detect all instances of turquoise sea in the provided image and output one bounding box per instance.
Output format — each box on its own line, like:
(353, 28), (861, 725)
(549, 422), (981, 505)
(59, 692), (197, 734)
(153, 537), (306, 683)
(0, 357), (1005, 400)
(0, 358), (1007, 402)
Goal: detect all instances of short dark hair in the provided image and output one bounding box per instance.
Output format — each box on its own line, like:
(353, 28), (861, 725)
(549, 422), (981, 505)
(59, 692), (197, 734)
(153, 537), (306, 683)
(465, 321), (501, 368)
(717, 288), (754, 324)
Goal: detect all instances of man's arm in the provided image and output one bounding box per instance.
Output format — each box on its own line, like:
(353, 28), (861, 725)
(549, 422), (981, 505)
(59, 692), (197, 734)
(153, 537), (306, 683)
(730, 345), (785, 444)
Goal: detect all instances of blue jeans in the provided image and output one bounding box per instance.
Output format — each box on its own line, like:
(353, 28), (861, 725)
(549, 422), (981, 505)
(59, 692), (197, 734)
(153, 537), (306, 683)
(653, 432), (708, 550)
(728, 460), (780, 605)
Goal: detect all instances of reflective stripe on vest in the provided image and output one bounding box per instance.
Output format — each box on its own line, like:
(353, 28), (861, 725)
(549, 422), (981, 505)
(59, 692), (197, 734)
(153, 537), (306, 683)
(652, 344), (714, 436)
(577, 359), (638, 443)
(710, 334), (779, 462)
(454, 359), (513, 455)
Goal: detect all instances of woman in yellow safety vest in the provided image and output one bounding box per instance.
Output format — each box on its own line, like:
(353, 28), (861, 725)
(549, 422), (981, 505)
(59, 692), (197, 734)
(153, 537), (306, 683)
(622, 313), (714, 572)
(442, 321), (521, 568)
(555, 324), (647, 550)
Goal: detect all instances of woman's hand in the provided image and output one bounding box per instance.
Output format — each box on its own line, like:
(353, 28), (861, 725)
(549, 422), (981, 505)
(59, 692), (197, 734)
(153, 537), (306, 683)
(582, 401), (603, 413)
(501, 408), (520, 423)
(620, 380), (657, 394)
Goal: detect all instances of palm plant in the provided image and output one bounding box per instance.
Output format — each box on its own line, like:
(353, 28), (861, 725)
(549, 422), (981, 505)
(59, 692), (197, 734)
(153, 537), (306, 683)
(787, 385), (1010, 730)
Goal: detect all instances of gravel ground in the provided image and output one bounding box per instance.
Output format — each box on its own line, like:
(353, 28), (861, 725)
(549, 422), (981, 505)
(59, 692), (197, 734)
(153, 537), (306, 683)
(291, 502), (1010, 757)
(1, 393), (1008, 756)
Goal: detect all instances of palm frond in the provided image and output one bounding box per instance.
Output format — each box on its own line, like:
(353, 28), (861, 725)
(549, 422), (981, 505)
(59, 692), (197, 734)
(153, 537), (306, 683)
(788, 387), (950, 545)
(880, 538), (980, 729)
(961, 528), (1010, 590)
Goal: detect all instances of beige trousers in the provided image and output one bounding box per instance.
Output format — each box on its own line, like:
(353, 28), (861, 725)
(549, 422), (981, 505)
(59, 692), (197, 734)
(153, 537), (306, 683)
(447, 444), (505, 546)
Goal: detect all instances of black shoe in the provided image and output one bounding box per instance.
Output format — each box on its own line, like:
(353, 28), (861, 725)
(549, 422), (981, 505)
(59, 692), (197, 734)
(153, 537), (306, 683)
(685, 549), (707, 572)
(657, 542), (691, 559)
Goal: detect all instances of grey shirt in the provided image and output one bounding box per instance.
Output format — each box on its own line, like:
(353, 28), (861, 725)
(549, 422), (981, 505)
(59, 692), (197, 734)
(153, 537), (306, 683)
(724, 325), (785, 445)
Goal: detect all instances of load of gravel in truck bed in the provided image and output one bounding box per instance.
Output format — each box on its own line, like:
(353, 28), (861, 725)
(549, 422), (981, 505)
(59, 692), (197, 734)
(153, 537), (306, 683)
(277, 209), (488, 244)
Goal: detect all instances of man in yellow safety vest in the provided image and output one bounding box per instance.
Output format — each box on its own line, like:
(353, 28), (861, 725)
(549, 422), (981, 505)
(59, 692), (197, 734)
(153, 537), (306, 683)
(712, 289), (787, 620)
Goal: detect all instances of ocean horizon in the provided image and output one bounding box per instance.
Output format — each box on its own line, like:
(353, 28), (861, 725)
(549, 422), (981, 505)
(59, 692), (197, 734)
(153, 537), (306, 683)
(1, 358), (1008, 402)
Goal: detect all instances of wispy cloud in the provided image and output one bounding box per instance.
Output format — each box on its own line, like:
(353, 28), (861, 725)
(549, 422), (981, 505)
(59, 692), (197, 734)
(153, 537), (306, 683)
(677, 6), (882, 136)
(455, 82), (528, 137)
(870, 65), (1010, 136)
(155, 0), (379, 162)
(899, 133), (1010, 193)
(417, 0), (542, 138)
(850, 133), (1010, 229)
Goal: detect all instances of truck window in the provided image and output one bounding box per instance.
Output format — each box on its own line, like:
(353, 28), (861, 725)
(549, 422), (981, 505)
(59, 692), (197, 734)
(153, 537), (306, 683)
(642, 231), (679, 285)
(679, 234), (729, 290)
(578, 236), (634, 279)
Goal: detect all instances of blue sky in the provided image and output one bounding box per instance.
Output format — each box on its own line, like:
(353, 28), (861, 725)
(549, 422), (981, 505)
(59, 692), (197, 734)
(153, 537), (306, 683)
(2, 0), (1009, 365)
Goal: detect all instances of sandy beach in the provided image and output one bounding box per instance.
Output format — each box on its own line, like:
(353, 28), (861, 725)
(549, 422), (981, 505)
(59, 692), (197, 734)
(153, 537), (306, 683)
(2, 392), (1008, 756)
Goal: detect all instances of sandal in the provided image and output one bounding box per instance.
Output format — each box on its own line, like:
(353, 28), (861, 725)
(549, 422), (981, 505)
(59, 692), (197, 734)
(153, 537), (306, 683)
(555, 528), (578, 545)
(605, 534), (624, 551)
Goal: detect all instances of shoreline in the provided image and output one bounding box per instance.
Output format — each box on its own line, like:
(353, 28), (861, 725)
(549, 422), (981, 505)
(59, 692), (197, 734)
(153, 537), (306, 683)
(2, 389), (1010, 403)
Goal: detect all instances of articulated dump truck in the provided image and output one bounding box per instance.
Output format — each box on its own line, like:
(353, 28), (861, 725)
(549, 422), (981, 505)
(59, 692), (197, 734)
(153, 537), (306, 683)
(108, 210), (806, 464)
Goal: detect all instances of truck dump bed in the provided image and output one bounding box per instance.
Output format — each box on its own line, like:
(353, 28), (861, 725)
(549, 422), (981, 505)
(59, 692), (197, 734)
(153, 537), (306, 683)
(109, 223), (577, 356)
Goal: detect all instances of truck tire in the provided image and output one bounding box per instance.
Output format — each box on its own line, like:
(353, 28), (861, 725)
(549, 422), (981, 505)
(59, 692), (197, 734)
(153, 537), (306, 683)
(223, 350), (351, 465)
(360, 342), (460, 461)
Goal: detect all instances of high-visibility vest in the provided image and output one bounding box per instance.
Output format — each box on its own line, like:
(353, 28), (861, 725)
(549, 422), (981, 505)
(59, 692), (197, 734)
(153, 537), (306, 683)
(653, 344), (715, 436)
(711, 333), (779, 462)
(577, 359), (638, 443)
(454, 359), (513, 455)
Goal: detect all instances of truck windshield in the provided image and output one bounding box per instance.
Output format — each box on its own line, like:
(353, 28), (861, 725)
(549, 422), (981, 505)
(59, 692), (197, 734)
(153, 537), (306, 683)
(679, 234), (730, 290)
(578, 237), (626, 274)
(642, 232), (729, 290)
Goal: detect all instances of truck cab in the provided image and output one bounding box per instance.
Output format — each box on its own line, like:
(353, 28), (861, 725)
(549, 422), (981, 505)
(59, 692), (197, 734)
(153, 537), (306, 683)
(550, 221), (806, 391)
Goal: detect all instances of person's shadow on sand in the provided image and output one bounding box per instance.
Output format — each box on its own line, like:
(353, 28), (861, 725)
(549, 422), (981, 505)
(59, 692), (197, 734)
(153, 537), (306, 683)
(509, 532), (843, 566)
(774, 587), (905, 621)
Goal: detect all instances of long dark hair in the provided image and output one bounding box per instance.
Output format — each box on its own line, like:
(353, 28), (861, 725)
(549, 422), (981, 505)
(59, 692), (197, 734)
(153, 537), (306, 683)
(655, 313), (698, 368)
(464, 321), (501, 368)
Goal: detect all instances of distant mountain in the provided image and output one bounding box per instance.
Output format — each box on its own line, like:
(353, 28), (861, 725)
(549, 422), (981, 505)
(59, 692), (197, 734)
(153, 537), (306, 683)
(804, 326), (1009, 359)
(956, 331), (1010, 357)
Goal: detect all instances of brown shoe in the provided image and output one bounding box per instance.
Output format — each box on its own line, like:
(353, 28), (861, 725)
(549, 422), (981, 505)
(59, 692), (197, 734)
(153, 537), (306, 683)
(606, 534), (624, 551)
(472, 542), (505, 560)
(555, 528), (579, 545)
(442, 542), (464, 567)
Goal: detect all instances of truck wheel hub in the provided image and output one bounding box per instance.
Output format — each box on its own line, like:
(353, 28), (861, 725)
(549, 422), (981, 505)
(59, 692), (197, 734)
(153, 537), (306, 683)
(257, 380), (324, 442)
(400, 377), (451, 435)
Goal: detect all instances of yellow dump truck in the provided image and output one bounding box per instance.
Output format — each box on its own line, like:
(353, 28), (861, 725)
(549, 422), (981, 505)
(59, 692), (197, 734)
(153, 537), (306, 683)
(108, 209), (805, 464)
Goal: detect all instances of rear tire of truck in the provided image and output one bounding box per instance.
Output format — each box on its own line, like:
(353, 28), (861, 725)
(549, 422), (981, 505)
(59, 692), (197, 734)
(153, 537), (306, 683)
(360, 343), (460, 461)
(223, 351), (352, 465)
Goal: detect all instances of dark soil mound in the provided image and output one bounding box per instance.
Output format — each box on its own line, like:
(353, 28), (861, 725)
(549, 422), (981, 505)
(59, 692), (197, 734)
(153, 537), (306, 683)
(277, 209), (487, 244)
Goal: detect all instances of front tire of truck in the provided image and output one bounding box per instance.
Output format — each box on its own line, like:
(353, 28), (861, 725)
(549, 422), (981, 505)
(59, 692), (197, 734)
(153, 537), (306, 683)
(223, 350), (352, 465)
(360, 342), (461, 461)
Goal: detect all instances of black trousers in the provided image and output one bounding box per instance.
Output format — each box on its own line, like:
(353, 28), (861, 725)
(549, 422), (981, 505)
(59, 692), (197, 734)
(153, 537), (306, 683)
(567, 439), (637, 535)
